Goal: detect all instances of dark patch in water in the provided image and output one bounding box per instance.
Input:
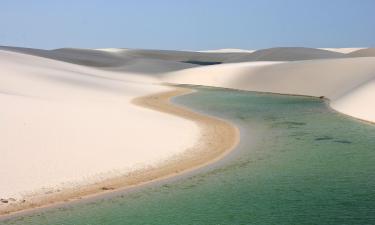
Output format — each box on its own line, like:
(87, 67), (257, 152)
(289, 122), (306, 126)
(264, 116), (278, 121)
(334, 140), (352, 144)
(290, 132), (309, 141)
(290, 131), (309, 137)
(279, 121), (306, 126)
(272, 121), (306, 129)
(315, 136), (333, 141)
(237, 115), (247, 121)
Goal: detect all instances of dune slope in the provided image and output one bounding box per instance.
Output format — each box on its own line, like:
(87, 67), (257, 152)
(319, 48), (364, 54)
(1, 46), (356, 72)
(331, 77), (375, 122)
(0, 47), (197, 73)
(347, 48), (375, 57)
(0, 50), (199, 201)
(224, 47), (345, 62)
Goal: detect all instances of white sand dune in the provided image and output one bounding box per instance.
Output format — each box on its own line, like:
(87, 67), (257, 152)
(95, 48), (129, 53)
(2, 46), (353, 71)
(0, 46), (132, 67)
(198, 48), (255, 53)
(224, 47), (345, 62)
(319, 48), (364, 54)
(162, 57), (375, 122)
(0, 50), (199, 200)
(0, 47), (197, 72)
(163, 61), (283, 87)
(108, 58), (197, 74)
(331, 78), (375, 122)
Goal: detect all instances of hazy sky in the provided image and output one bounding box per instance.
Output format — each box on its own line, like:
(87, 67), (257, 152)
(1, 0), (374, 50)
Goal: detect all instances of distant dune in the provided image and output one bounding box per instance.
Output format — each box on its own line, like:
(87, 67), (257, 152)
(346, 48), (375, 57)
(108, 58), (198, 74)
(163, 57), (375, 122)
(319, 48), (364, 54)
(94, 48), (129, 53)
(0, 47), (197, 72)
(0, 46), (245, 66)
(3, 46), (366, 71)
(224, 47), (345, 62)
(198, 48), (255, 53)
(0, 46), (130, 67)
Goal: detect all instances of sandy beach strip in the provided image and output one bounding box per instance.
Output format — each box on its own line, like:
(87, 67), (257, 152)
(0, 87), (239, 218)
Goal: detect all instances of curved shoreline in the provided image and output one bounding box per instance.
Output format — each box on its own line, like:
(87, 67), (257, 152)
(172, 84), (375, 125)
(0, 87), (240, 219)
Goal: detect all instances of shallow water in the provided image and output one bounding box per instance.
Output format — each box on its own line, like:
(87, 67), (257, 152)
(3, 87), (375, 225)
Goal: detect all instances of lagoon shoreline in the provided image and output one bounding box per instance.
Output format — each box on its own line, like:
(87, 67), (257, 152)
(0, 87), (240, 220)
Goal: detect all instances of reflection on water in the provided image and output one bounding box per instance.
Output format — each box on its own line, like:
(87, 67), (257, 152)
(3, 87), (375, 225)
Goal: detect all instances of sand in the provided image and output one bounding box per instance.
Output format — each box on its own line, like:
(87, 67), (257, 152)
(330, 78), (375, 122)
(223, 47), (345, 62)
(198, 48), (255, 53)
(2, 46), (357, 69)
(346, 48), (375, 57)
(319, 47), (365, 54)
(0, 48), (239, 216)
(0, 87), (239, 216)
(0, 50), (200, 213)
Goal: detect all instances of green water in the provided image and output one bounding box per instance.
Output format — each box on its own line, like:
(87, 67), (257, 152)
(3, 87), (375, 225)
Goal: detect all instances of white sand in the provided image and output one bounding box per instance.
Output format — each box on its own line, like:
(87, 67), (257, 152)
(163, 58), (375, 122)
(331, 78), (375, 122)
(198, 48), (255, 53)
(95, 48), (129, 53)
(0, 50), (199, 200)
(319, 48), (364, 54)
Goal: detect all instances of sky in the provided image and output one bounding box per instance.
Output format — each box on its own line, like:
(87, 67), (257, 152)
(0, 0), (374, 50)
